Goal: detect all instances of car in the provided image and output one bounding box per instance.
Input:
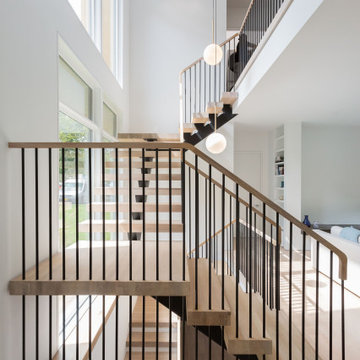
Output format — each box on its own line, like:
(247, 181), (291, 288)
(59, 177), (87, 204)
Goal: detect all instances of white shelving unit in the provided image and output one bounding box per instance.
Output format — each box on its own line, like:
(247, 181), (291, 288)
(273, 126), (285, 207)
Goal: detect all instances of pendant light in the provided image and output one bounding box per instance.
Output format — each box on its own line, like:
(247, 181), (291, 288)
(206, 114), (227, 154)
(203, 0), (223, 66)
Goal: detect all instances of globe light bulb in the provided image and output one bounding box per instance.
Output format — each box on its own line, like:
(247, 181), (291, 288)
(206, 132), (227, 154)
(203, 43), (223, 66)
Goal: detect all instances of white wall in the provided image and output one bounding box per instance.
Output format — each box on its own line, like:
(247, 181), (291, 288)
(0, 0), (129, 358)
(227, 0), (251, 31)
(233, 124), (272, 197)
(129, 0), (227, 134)
(302, 124), (360, 224)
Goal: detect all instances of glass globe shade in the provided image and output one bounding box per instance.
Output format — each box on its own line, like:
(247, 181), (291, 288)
(203, 43), (223, 66)
(206, 132), (227, 154)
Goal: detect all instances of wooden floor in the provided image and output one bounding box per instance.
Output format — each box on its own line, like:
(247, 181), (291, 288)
(9, 241), (189, 296)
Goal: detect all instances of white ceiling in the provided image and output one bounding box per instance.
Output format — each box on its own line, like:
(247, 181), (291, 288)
(234, 0), (360, 128)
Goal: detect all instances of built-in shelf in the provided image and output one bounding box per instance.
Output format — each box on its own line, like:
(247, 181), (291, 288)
(274, 126), (285, 209)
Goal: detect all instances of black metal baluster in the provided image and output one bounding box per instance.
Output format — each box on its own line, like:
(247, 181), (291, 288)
(181, 149), (186, 281)
(195, 155), (199, 309)
(289, 222), (293, 360)
(262, 203), (266, 347)
(341, 280), (345, 360)
(75, 148), (80, 360)
(208, 165), (212, 310)
(169, 296), (172, 360)
(249, 193), (253, 337)
(221, 174), (225, 310)
(129, 296), (132, 360)
(156, 296), (159, 360)
(213, 183), (216, 268)
(48, 148), (52, 360)
(301, 232), (306, 360)
(88, 148), (92, 360)
(315, 241), (320, 359)
(156, 149), (159, 280)
(235, 185), (240, 338)
(205, 179), (208, 258)
(329, 251), (333, 360)
(101, 148), (106, 360)
(115, 148), (119, 359)
(188, 167), (192, 258)
(61, 148), (66, 360)
(275, 212), (280, 360)
(169, 149), (172, 280)
(129, 149), (132, 280)
(142, 296), (145, 360)
(142, 149), (146, 281)
(21, 149), (26, 360)
(269, 225), (273, 309)
(35, 148), (39, 360)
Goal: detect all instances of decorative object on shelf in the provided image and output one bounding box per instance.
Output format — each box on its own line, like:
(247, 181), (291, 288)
(281, 181), (284, 188)
(203, 0), (223, 66)
(275, 155), (284, 163)
(303, 215), (311, 227)
(206, 114), (226, 154)
(313, 221), (319, 229)
(279, 195), (284, 201)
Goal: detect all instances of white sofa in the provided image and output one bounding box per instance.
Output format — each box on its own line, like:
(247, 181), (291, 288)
(310, 229), (360, 296)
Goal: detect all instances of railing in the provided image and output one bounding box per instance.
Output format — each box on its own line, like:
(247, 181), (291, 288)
(179, 0), (292, 138)
(9, 141), (346, 359)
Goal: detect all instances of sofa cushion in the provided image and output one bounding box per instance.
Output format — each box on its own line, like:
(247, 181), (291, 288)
(340, 226), (360, 243)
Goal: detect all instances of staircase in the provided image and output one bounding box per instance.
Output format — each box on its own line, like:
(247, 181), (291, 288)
(8, 141), (347, 360)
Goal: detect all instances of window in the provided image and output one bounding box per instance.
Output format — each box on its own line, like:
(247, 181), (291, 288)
(68, 0), (122, 83)
(103, 103), (117, 138)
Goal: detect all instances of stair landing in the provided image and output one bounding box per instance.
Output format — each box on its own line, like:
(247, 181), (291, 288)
(9, 241), (189, 297)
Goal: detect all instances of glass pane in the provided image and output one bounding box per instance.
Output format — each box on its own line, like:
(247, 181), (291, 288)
(59, 112), (91, 249)
(68, 0), (90, 31)
(59, 112), (92, 143)
(59, 57), (92, 119)
(103, 103), (117, 137)
(102, 0), (115, 70)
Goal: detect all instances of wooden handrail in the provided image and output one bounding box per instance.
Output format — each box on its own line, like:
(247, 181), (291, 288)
(179, 32), (240, 76)
(8, 141), (347, 280)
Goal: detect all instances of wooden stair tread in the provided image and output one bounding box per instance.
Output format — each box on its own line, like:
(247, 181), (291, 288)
(182, 123), (197, 134)
(124, 353), (174, 360)
(221, 92), (238, 105)
(93, 187), (182, 196)
(90, 202), (182, 213)
(186, 258), (231, 326)
(9, 241), (189, 295)
(104, 173), (182, 181)
(111, 150), (181, 159)
(127, 332), (176, 345)
(223, 275), (272, 355)
(117, 133), (180, 142)
(206, 102), (223, 114)
(105, 161), (181, 169)
(78, 219), (183, 233)
(192, 112), (209, 124)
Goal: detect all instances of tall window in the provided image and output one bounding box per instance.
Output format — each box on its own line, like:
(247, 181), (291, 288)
(68, 0), (122, 83)
(103, 103), (117, 138)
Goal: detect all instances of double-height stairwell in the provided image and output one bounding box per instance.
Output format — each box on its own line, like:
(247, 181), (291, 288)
(5, 0), (353, 359)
